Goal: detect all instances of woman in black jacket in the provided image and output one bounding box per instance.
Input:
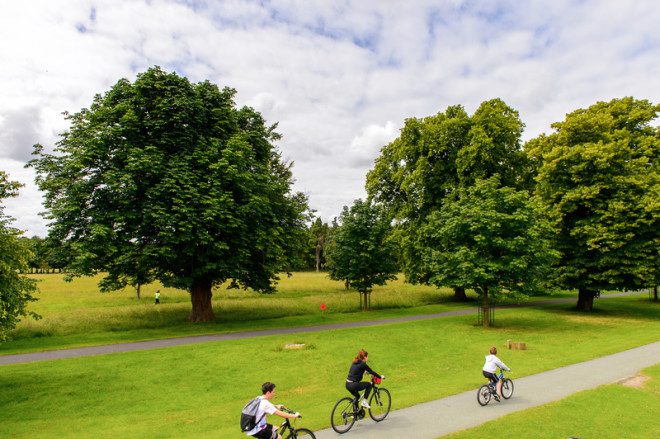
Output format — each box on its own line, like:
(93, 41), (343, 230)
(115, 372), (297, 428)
(345, 349), (384, 408)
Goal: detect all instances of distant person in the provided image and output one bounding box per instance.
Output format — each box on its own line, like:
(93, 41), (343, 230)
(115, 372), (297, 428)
(345, 349), (384, 409)
(242, 382), (299, 439)
(154, 290), (160, 304)
(482, 346), (510, 399)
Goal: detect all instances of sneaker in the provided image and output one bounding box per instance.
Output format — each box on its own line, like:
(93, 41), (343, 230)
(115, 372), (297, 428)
(494, 394), (501, 402)
(360, 399), (371, 409)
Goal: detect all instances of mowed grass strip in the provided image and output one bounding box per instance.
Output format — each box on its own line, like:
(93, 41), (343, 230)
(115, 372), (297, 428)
(0, 296), (657, 438)
(444, 363), (660, 439)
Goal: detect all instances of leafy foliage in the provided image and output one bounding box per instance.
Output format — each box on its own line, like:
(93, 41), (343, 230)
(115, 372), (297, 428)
(366, 100), (532, 287)
(0, 171), (39, 339)
(325, 200), (398, 309)
(419, 176), (558, 325)
(309, 217), (330, 271)
(29, 67), (309, 320)
(526, 97), (659, 308)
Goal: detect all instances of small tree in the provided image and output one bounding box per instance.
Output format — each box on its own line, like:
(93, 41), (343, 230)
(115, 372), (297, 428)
(0, 171), (39, 339)
(309, 217), (329, 271)
(419, 176), (558, 326)
(326, 200), (398, 310)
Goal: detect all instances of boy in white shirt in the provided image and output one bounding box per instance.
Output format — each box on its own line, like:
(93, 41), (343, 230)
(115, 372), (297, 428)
(246, 382), (300, 439)
(482, 346), (510, 399)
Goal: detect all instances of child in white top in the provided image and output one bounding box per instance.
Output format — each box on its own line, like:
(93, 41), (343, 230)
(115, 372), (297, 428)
(482, 346), (510, 398)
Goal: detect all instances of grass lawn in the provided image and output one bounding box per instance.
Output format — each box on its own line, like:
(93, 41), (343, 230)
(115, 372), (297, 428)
(0, 294), (657, 438)
(2, 272), (576, 355)
(444, 363), (660, 439)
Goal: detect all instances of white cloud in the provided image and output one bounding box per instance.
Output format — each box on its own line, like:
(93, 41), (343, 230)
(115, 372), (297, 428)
(348, 121), (399, 168)
(0, 0), (658, 236)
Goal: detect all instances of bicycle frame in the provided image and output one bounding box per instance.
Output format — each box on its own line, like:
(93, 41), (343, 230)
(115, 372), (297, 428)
(278, 418), (295, 436)
(487, 370), (507, 387)
(277, 407), (303, 436)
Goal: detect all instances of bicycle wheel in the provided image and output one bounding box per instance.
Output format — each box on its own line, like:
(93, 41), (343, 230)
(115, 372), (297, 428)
(501, 379), (514, 399)
(369, 388), (391, 421)
(477, 385), (491, 406)
(331, 397), (357, 434)
(287, 428), (316, 439)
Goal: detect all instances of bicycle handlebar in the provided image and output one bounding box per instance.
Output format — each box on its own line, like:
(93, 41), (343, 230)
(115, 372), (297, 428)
(279, 406), (302, 418)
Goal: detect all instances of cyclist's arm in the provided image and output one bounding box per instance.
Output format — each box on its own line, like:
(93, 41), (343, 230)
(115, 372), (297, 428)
(274, 409), (299, 418)
(364, 363), (382, 378)
(495, 358), (510, 371)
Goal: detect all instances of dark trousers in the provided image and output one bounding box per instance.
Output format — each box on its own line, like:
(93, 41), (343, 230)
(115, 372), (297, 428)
(346, 381), (372, 401)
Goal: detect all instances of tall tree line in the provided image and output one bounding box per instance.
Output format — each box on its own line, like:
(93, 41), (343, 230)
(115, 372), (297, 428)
(365, 97), (658, 320)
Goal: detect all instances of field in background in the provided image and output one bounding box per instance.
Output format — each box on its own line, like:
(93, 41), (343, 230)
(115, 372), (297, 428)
(0, 294), (658, 438)
(3, 272), (465, 354)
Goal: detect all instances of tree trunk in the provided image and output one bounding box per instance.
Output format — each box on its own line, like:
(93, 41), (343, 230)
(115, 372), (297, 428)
(577, 287), (597, 311)
(136, 283), (141, 300)
(315, 243), (322, 272)
(654, 285), (658, 302)
(189, 279), (214, 322)
(453, 286), (468, 301)
(482, 287), (490, 327)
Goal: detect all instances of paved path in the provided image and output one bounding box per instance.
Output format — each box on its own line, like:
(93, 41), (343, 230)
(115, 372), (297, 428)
(313, 341), (660, 439)
(0, 291), (641, 365)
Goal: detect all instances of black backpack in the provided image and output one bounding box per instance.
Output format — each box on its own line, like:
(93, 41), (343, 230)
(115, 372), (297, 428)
(240, 397), (266, 432)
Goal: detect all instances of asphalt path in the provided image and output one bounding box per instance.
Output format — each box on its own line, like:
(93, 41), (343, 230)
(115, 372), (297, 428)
(313, 341), (660, 439)
(0, 291), (642, 365)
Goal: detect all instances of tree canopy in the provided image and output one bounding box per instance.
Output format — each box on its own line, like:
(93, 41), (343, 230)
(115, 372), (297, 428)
(525, 97), (659, 310)
(419, 176), (558, 326)
(0, 171), (39, 339)
(29, 67), (309, 322)
(325, 199), (398, 310)
(366, 99), (530, 298)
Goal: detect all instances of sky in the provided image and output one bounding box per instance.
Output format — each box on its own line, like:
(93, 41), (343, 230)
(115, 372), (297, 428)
(1, 0), (659, 237)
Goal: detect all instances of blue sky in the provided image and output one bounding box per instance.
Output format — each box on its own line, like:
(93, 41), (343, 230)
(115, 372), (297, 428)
(1, 0), (659, 236)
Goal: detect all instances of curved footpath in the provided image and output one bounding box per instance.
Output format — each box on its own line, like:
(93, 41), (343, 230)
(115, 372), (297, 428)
(0, 291), (642, 365)
(314, 341), (660, 439)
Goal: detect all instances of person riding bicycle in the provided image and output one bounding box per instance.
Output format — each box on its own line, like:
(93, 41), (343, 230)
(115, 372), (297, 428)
(482, 346), (510, 399)
(345, 349), (384, 409)
(245, 382), (300, 439)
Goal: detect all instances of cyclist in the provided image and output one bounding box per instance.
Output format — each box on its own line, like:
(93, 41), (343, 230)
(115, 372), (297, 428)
(245, 382), (300, 439)
(482, 346), (510, 399)
(345, 349), (384, 409)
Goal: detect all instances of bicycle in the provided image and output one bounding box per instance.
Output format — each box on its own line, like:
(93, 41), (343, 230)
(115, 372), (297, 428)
(277, 407), (316, 439)
(477, 370), (514, 406)
(330, 375), (391, 434)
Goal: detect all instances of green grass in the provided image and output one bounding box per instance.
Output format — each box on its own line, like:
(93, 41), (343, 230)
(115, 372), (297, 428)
(3, 272), (579, 355)
(0, 295), (658, 438)
(3, 272), (475, 354)
(445, 363), (660, 439)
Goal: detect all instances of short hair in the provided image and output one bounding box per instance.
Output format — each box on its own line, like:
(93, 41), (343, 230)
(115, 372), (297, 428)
(262, 382), (276, 394)
(489, 346), (497, 355)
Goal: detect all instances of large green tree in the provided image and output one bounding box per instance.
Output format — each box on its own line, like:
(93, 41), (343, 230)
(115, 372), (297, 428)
(0, 171), (38, 339)
(29, 67), (308, 322)
(366, 99), (530, 300)
(325, 199), (398, 310)
(420, 176), (558, 326)
(526, 97), (659, 310)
